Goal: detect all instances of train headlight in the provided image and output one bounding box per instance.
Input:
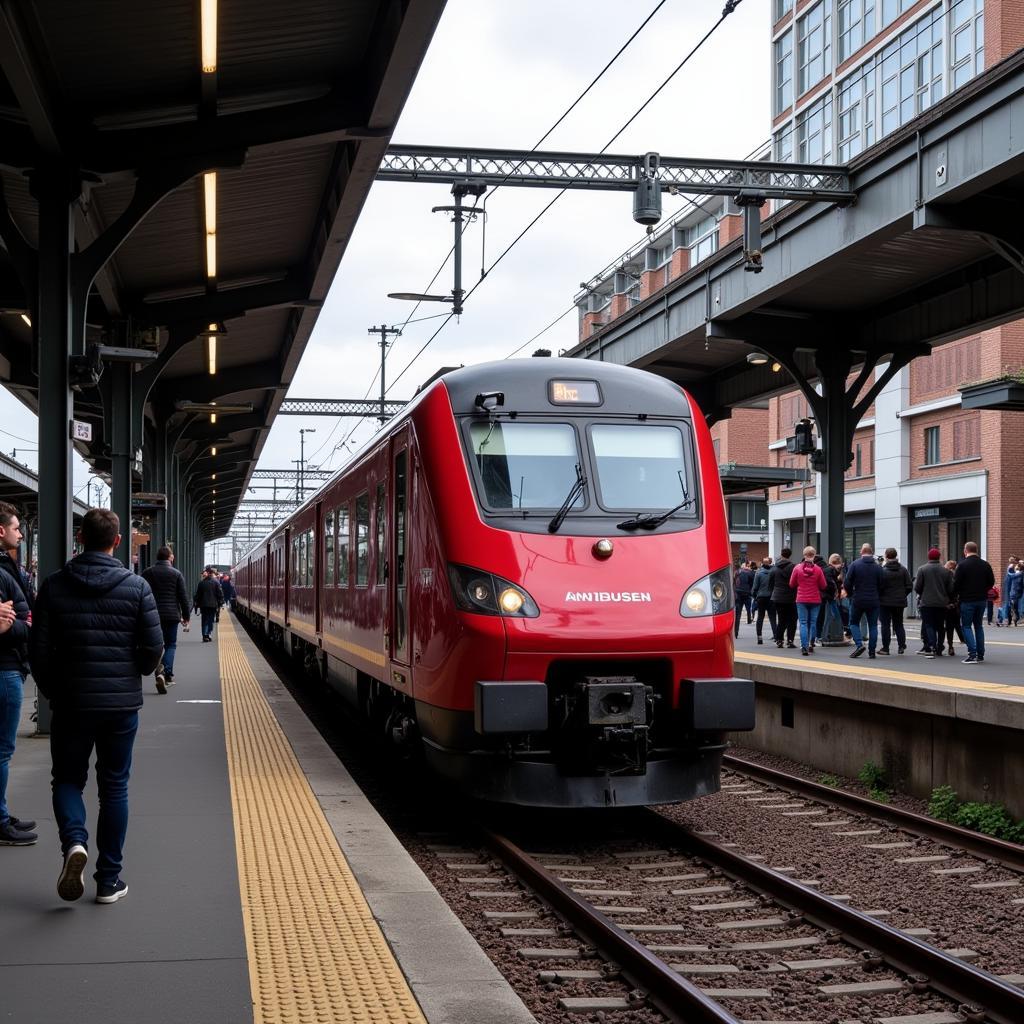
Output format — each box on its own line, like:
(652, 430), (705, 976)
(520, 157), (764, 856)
(448, 563), (540, 618)
(680, 567), (734, 618)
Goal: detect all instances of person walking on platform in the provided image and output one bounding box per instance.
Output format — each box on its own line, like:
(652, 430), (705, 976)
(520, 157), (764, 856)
(789, 547), (826, 656)
(878, 548), (913, 655)
(0, 501), (36, 846)
(914, 548), (954, 658)
(997, 557), (1019, 626)
(943, 560), (967, 656)
(30, 508), (164, 904)
(194, 568), (224, 643)
(769, 548), (797, 648)
(733, 561), (754, 638)
(844, 543), (883, 658)
(752, 557), (775, 645)
(954, 541), (995, 665)
(219, 572), (236, 613)
(141, 546), (191, 693)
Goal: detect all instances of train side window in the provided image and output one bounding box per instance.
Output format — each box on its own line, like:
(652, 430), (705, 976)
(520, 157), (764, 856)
(338, 504), (350, 587)
(306, 528), (314, 586)
(325, 510), (335, 586)
(298, 532), (306, 587)
(375, 483), (386, 585)
(356, 493), (370, 586)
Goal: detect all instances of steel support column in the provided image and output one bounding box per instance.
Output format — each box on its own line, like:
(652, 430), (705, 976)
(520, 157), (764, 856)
(814, 350), (853, 563)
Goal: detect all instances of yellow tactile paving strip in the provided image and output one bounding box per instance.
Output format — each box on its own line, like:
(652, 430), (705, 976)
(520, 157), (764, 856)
(737, 650), (1024, 698)
(218, 616), (427, 1024)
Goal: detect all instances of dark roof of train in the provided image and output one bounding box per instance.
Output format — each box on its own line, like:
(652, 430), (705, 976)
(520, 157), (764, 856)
(438, 358), (694, 418)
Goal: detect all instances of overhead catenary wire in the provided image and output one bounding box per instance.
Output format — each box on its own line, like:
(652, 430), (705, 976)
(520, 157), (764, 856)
(384, 0), (746, 392)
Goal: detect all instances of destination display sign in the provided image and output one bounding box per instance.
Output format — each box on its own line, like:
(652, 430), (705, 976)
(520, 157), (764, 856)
(548, 379), (602, 406)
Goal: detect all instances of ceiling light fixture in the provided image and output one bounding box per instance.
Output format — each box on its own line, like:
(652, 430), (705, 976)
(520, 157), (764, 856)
(20, 314), (31, 327)
(204, 172), (217, 278)
(211, 446), (217, 456)
(207, 332), (217, 375)
(771, 361), (782, 373)
(201, 0), (218, 74)
(746, 351), (769, 366)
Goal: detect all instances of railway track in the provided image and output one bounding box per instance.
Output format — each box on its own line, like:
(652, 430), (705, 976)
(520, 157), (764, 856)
(721, 754), (1024, 872)
(423, 809), (1024, 1024)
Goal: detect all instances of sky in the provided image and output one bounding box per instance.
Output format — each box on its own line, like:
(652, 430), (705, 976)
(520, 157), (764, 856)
(0, 0), (772, 564)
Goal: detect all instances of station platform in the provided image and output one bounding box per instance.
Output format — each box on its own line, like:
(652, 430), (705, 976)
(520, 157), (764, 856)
(1, 617), (534, 1024)
(730, 618), (1024, 817)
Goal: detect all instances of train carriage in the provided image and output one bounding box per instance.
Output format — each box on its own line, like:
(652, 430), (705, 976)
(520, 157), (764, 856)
(234, 358), (754, 807)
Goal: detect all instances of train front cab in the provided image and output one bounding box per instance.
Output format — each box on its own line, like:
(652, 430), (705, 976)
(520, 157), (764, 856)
(412, 361), (755, 808)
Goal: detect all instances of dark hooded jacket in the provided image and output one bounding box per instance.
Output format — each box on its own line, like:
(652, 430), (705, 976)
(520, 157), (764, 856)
(142, 557), (191, 624)
(29, 551), (163, 712)
(879, 559), (913, 608)
(768, 557), (796, 604)
(194, 576), (224, 610)
(0, 551), (31, 675)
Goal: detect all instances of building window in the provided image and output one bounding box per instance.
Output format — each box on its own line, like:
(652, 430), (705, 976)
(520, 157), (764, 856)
(880, 6), (943, 136)
(838, 0), (875, 63)
(847, 439), (874, 478)
(797, 1), (832, 96)
(688, 216), (718, 264)
(775, 29), (794, 115)
(774, 123), (794, 163)
(837, 57), (876, 161)
(797, 91), (833, 164)
(729, 499), (769, 530)
(880, 0), (913, 29)
(775, 0), (794, 20)
(924, 425), (940, 465)
(951, 0), (984, 90)
(712, 437), (721, 462)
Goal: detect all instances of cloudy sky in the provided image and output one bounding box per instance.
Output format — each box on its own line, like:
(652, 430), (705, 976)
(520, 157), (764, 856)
(0, 0), (771, 562)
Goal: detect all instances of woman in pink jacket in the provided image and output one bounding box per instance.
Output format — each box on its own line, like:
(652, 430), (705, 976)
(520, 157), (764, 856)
(790, 546), (827, 655)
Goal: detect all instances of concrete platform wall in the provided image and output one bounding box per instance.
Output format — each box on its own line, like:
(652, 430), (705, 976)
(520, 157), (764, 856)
(729, 676), (1024, 819)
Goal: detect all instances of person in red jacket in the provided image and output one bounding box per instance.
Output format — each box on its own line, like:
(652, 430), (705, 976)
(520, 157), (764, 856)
(790, 546), (827, 655)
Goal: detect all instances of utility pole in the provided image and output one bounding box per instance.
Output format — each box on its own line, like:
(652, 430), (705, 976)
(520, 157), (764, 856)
(297, 428), (316, 501)
(367, 325), (401, 425)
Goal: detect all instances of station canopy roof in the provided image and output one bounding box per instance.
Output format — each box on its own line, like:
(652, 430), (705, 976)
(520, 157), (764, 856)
(0, 0), (446, 538)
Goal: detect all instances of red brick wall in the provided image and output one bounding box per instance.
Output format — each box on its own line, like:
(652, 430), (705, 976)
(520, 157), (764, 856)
(669, 247), (690, 280)
(719, 214), (743, 247)
(909, 335), (981, 405)
(985, 0), (1024, 66)
(713, 407), (770, 466)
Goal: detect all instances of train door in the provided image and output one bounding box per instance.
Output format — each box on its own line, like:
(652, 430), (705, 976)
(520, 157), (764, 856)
(284, 527), (291, 626)
(315, 500), (324, 636)
(389, 430), (411, 672)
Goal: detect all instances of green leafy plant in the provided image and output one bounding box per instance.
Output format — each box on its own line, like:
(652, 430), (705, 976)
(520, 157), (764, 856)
(928, 784), (960, 822)
(928, 785), (1024, 843)
(858, 761), (890, 800)
(819, 773), (840, 787)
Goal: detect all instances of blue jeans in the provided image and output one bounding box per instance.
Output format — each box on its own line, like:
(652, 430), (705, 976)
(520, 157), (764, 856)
(51, 711), (139, 884)
(849, 603), (879, 652)
(201, 609), (216, 638)
(796, 602), (819, 650)
(0, 670), (25, 825)
(959, 600), (986, 659)
(161, 620), (179, 676)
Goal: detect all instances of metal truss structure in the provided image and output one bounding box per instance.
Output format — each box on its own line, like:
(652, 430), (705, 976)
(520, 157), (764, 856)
(278, 398), (408, 417)
(249, 467), (334, 482)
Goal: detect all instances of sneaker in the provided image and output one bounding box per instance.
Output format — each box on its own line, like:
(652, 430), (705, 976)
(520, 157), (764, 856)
(0, 820), (38, 846)
(165, 673), (175, 685)
(8, 814), (36, 831)
(95, 879), (129, 904)
(801, 647), (809, 656)
(850, 646), (865, 658)
(786, 642), (797, 649)
(57, 844), (88, 901)
(977, 656), (985, 663)
(757, 636), (763, 645)
(877, 648), (890, 655)
(155, 670), (167, 695)
(898, 646), (906, 655)
(868, 651), (876, 659)
(962, 655), (977, 664)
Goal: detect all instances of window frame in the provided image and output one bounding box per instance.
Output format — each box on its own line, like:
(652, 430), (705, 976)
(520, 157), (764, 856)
(797, 1), (832, 97)
(775, 28), (794, 116)
(355, 492), (370, 587)
(375, 482), (387, 586)
(924, 425), (941, 466)
(337, 503), (350, 588)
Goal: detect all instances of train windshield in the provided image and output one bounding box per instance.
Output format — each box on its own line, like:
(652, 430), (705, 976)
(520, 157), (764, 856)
(470, 421), (583, 510)
(591, 424), (688, 510)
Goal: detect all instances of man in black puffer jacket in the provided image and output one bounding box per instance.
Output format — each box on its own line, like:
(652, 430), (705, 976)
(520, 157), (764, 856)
(768, 548), (797, 648)
(142, 545), (191, 693)
(30, 509), (163, 906)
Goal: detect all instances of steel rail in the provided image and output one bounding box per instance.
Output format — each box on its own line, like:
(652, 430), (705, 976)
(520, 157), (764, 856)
(723, 754), (1024, 872)
(481, 827), (743, 1024)
(643, 811), (1024, 1024)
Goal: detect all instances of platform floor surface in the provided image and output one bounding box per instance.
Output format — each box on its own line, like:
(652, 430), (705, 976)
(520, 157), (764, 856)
(733, 615), (1024, 698)
(0, 625), (252, 1022)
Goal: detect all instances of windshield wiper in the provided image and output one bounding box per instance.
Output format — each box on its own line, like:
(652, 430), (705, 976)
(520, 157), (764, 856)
(547, 463), (586, 533)
(616, 491), (695, 531)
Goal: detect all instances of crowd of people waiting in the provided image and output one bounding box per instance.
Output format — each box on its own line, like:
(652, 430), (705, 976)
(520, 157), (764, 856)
(733, 541), (996, 665)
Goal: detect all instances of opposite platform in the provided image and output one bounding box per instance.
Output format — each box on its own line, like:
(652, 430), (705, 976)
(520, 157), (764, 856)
(1, 616), (535, 1024)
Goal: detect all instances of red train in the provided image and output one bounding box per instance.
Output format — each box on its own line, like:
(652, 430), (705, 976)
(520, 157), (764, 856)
(233, 358), (753, 807)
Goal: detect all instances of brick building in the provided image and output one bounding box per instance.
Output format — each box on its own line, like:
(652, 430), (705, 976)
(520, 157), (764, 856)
(575, 0), (1024, 577)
